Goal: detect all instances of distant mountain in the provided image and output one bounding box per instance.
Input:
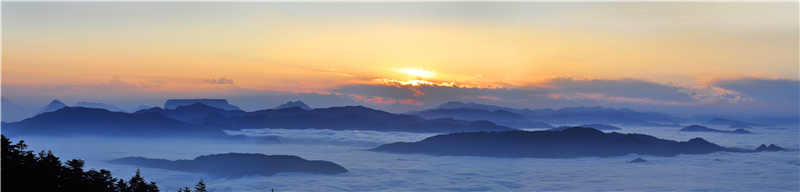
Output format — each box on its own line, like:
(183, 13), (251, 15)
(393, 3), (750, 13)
(2, 107), (226, 137)
(133, 105), (153, 112)
(164, 99), (241, 110)
(135, 103), (247, 122)
(412, 108), (553, 128)
(530, 106), (683, 125)
(428, 102), (684, 126)
(627, 157), (647, 163)
(685, 114), (741, 123)
(1, 97), (37, 122)
(435, 101), (514, 112)
(74, 101), (125, 112)
(39, 100), (67, 114)
(109, 153), (347, 178)
(729, 124), (751, 129)
(382, 100), (427, 114)
(755, 144), (785, 152)
(194, 106), (515, 133)
(679, 125), (752, 134)
(747, 116), (799, 126)
(2, 97), (25, 113)
(432, 101), (557, 117)
(580, 124), (622, 130)
(548, 124), (621, 131)
(688, 114), (798, 126)
(372, 127), (781, 158)
(275, 101), (312, 110)
(703, 118), (765, 127)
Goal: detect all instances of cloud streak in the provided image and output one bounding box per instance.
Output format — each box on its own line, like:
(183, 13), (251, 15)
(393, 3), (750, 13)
(710, 77), (799, 105)
(3, 75), (797, 117)
(333, 76), (747, 108)
(205, 77), (235, 84)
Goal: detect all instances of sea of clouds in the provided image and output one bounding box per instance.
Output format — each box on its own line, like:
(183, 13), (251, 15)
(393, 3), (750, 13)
(13, 124), (799, 191)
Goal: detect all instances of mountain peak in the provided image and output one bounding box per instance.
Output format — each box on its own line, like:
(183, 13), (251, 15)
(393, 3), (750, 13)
(74, 101), (125, 112)
(276, 100), (312, 110)
(164, 99), (241, 111)
(40, 100), (67, 113)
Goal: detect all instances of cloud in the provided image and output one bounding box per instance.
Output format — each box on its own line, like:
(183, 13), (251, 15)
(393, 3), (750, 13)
(325, 76), (797, 116)
(23, 128), (800, 191)
(331, 79), (552, 109)
(205, 77), (235, 84)
(4, 75), (796, 117)
(710, 77), (799, 105)
(332, 76), (742, 110)
(536, 76), (697, 102)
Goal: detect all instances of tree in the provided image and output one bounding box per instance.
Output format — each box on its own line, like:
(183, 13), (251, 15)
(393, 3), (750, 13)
(194, 178), (207, 192)
(84, 169), (118, 192)
(1, 134), (161, 192)
(116, 178), (129, 192)
(128, 168), (159, 192)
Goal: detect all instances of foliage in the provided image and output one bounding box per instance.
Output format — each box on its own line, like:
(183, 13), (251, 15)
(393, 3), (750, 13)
(1, 134), (160, 192)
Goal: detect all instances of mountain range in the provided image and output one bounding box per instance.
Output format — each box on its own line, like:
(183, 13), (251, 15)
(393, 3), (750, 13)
(411, 108), (553, 128)
(425, 102), (684, 126)
(371, 127), (782, 158)
(164, 99), (241, 110)
(3, 99), (792, 137)
(109, 153), (348, 178)
(679, 125), (753, 134)
(2, 107), (227, 138)
(3, 101), (516, 136)
(703, 118), (766, 127)
(276, 100), (312, 110)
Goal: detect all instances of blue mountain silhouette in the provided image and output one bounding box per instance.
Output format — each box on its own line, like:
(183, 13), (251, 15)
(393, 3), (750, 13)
(372, 127), (781, 158)
(110, 153), (347, 178)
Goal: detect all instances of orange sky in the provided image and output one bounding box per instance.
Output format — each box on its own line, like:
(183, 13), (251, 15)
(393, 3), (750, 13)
(2, 2), (798, 117)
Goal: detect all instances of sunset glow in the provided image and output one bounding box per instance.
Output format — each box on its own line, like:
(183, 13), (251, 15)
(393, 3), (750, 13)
(2, 3), (799, 192)
(2, 2), (797, 118)
(395, 68), (436, 78)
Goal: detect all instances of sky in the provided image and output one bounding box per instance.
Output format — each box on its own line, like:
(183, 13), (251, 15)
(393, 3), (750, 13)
(2, 2), (798, 118)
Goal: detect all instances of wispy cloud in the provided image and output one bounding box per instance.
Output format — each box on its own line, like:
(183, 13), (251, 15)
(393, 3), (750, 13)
(709, 77), (799, 105)
(205, 77), (235, 84)
(4, 75), (797, 117)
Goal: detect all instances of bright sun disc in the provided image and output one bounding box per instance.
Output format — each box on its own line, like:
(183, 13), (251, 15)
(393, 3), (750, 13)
(395, 68), (435, 78)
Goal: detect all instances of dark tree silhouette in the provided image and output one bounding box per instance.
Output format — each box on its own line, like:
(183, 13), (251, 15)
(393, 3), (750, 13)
(194, 178), (207, 192)
(0, 134), (173, 192)
(124, 168), (159, 192)
(176, 179), (208, 192)
(176, 186), (192, 192)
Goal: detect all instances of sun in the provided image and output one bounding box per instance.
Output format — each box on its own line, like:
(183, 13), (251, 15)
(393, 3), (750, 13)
(395, 68), (435, 78)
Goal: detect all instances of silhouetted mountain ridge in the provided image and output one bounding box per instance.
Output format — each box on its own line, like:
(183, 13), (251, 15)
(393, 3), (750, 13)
(276, 101), (312, 110)
(40, 100), (67, 114)
(74, 101), (125, 112)
(412, 108), (553, 128)
(703, 118), (765, 127)
(134, 103), (247, 122)
(109, 153), (348, 178)
(680, 125), (753, 134)
(549, 124), (621, 131)
(164, 99), (241, 110)
(429, 101), (684, 126)
(1, 97), (36, 122)
(195, 106), (514, 133)
(372, 127), (780, 158)
(2, 107), (226, 137)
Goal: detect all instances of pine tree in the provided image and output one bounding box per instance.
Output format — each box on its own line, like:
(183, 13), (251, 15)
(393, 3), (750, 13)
(176, 186), (191, 192)
(115, 179), (129, 192)
(194, 178), (207, 192)
(128, 168), (159, 192)
(1, 135), (160, 192)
